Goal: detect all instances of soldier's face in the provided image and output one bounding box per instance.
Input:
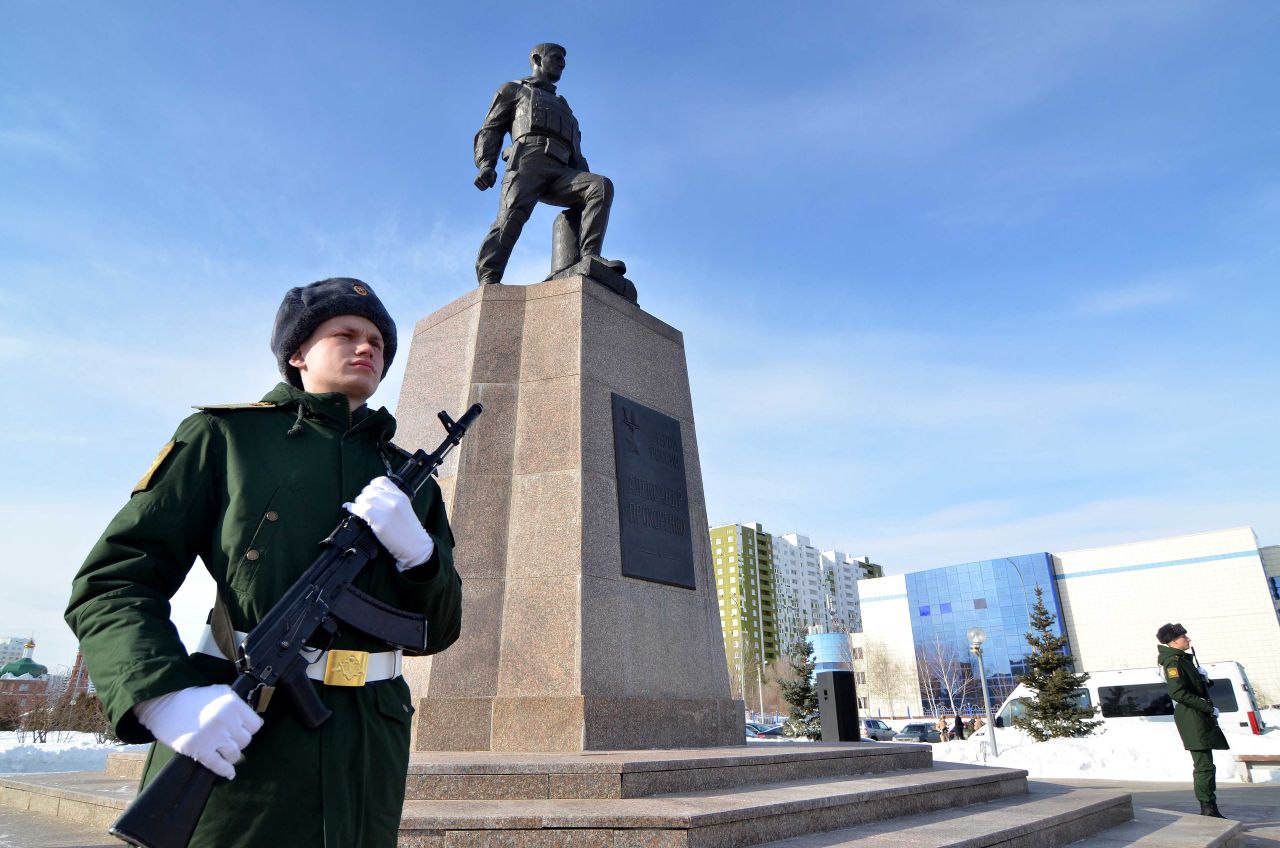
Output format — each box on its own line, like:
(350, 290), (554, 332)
(1170, 634), (1191, 649)
(536, 51), (565, 82)
(288, 315), (384, 406)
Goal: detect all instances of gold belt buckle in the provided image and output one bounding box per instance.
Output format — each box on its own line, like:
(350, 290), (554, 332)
(323, 649), (369, 687)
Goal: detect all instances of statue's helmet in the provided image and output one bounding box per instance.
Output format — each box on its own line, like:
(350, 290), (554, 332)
(530, 42), (567, 67)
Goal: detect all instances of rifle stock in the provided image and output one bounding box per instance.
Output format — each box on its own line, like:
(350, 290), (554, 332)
(109, 403), (481, 848)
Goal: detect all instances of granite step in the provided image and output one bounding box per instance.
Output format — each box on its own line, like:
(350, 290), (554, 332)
(406, 741), (933, 800)
(398, 763), (1030, 847)
(96, 742), (937, 800)
(1064, 804), (1244, 847)
(753, 784), (1132, 847)
(0, 771), (134, 832)
(104, 751), (144, 780)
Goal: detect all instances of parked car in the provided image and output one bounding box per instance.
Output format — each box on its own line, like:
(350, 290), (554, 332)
(892, 723), (942, 743)
(860, 719), (895, 741)
(753, 724), (788, 738)
(744, 722), (771, 738)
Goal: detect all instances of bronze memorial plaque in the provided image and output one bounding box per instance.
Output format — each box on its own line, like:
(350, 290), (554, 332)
(610, 393), (695, 589)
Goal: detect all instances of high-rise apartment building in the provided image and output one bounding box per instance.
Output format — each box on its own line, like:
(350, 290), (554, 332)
(772, 533), (883, 646)
(0, 637), (28, 668)
(709, 523), (779, 687)
(710, 523), (882, 681)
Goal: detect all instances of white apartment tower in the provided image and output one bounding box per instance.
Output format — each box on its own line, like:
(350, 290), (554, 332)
(771, 533), (883, 649)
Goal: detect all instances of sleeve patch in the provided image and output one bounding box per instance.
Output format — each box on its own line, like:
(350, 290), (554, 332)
(1167, 667), (1179, 678)
(132, 441), (176, 494)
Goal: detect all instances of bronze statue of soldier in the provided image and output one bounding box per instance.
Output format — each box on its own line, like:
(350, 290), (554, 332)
(473, 43), (627, 290)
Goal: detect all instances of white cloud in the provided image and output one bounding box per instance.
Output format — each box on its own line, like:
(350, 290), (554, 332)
(683, 4), (1210, 167)
(0, 88), (87, 166)
(1074, 283), (1190, 316)
(688, 307), (1278, 569)
(857, 494), (1280, 573)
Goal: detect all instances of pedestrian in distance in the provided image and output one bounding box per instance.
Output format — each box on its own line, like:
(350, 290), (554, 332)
(66, 278), (463, 847)
(1156, 623), (1230, 819)
(952, 714), (965, 741)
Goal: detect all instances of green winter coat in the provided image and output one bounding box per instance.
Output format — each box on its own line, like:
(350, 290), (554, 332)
(1156, 644), (1229, 752)
(65, 383), (462, 848)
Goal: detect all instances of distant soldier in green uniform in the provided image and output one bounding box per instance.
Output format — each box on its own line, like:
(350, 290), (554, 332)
(66, 278), (462, 847)
(1156, 623), (1229, 819)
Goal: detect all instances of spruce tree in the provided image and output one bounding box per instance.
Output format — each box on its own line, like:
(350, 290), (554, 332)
(779, 636), (821, 740)
(1014, 586), (1101, 741)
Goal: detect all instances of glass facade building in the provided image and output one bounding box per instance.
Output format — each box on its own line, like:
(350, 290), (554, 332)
(905, 553), (1068, 712)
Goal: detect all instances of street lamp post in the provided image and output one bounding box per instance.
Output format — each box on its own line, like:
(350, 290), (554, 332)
(967, 626), (998, 757)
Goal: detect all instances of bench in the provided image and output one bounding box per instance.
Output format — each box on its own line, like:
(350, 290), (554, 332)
(1235, 753), (1280, 783)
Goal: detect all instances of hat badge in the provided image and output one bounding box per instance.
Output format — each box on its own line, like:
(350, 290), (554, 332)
(353, 284), (369, 296)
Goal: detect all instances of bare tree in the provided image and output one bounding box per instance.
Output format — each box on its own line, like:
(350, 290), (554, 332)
(862, 638), (916, 717)
(761, 656), (792, 720)
(23, 685), (71, 743)
(725, 654), (744, 702)
(0, 697), (22, 734)
(916, 636), (974, 716)
(740, 638), (765, 717)
(916, 658), (942, 718)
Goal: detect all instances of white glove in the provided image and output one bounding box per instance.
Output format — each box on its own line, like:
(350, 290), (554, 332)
(1211, 707), (1220, 718)
(345, 476), (434, 571)
(1198, 667), (1210, 680)
(133, 685), (264, 780)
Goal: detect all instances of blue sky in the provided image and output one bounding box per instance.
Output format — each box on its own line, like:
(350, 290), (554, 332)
(3, 2), (1278, 668)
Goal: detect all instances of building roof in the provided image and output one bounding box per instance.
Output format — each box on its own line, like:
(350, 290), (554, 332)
(0, 657), (48, 679)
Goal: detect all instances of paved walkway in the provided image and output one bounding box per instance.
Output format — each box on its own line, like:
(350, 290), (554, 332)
(1040, 778), (1280, 846)
(0, 806), (114, 848)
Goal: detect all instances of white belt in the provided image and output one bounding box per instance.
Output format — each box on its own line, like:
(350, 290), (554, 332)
(194, 626), (403, 684)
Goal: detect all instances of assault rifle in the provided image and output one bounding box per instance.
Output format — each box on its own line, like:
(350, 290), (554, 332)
(110, 403), (483, 848)
(1190, 646), (1219, 728)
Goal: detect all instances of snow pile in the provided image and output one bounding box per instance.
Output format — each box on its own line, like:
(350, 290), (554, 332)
(932, 720), (1280, 783)
(0, 732), (147, 774)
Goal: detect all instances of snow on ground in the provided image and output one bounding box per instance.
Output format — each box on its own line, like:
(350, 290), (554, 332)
(932, 719), (1280, 783)
(8, 715), (1280, 779)
(0, 732), (147, 774)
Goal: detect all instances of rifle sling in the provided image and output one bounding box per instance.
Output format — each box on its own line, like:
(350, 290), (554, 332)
(210, 588), (239, 664)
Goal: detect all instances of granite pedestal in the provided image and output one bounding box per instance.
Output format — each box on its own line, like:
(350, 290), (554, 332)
(394, 274), (742, 752)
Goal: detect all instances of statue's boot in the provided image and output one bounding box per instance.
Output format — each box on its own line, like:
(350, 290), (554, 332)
(1199, 801), (1226, 818)
(582, 254), (627, 276)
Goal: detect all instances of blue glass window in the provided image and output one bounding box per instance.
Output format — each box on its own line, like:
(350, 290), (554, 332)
(904, 552), (1069, 713)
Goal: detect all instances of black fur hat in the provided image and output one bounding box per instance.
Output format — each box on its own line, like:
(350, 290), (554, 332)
(271, 278), (397, 388)
(1156, 622), (1188, 644)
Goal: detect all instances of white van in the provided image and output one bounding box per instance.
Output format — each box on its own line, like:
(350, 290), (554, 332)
(988, 661), (1266, 736)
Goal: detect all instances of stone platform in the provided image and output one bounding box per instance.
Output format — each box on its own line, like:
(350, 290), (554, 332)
(0, 744), (1245, 847)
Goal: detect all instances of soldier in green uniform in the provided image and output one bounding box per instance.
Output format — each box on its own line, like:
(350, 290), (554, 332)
(1156, 623), (1229, 819)
(66, 278), (462, 847)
